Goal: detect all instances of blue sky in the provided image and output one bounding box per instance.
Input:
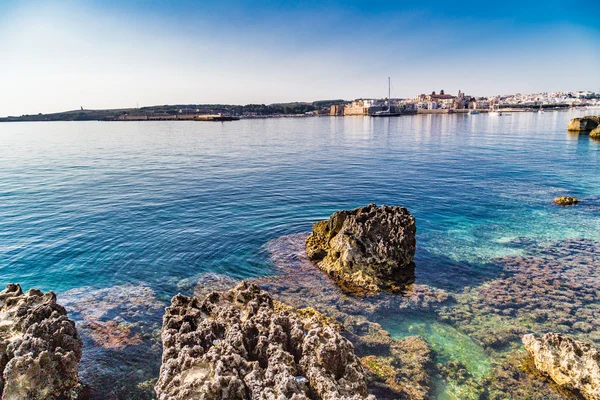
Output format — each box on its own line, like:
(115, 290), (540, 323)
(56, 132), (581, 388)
(0, 0), (599, 115)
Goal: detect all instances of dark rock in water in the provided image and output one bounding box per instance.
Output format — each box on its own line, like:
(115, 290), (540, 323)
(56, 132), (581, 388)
(306, 203), (416, 294)
(0, 284), (84, 399)
(568, 116), (600, 132)
(554, 196), (579, 206)
(523, 333), (600, 400)
(60, 284), (165, 400)
(156, 281), (374, 400)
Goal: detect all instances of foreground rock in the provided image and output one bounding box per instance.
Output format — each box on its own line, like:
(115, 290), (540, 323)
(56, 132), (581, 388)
(306, 204), (416, 294)
(0, 284), (84, 399)
(523, 333), (600, 400)
(591, 126), (600, 139)
(554, 196), (579, 206)
(156, 281), (374, 400)
(568, 116), (600, 132)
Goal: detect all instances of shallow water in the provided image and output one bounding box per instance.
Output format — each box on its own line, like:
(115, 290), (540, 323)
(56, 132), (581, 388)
(382, 316), (491, 379)
(1, 111), (599, 397)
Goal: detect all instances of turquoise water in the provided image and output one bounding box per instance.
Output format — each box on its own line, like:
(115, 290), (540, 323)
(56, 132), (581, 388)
(0, 111), (599, 296)
(383, 315), (491, 379)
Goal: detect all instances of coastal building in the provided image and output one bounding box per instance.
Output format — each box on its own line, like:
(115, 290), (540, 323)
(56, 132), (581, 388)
(343, 99), (385, 116)
(330, 105), (344, 116)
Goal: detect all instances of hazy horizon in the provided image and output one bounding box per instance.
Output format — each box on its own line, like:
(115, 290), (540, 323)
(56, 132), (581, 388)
(1, 0), (599, 117)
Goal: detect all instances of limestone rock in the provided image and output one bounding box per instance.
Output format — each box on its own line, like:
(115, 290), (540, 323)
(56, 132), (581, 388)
(523, 333), (600, 400)
(0, 284), (84, 399)
(306, 203), (416, 294)
(155, 281), (374, 400)
(590, 126), (600, 139)
(554, 196), (579, 206)
(568, 116), (600, 132)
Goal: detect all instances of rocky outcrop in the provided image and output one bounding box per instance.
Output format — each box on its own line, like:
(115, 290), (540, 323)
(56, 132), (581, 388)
(156, 281), (374, 400)
(523, 333), (600, 399)
(568, 116), (600, 132)
(554, 196), (579, 206)
(0, 284), (84, 399)
(591, 126), (600, 139)
(306, 204), (416, 294)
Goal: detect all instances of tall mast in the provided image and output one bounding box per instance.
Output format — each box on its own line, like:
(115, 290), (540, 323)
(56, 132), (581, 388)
(388, 77), (391, 102)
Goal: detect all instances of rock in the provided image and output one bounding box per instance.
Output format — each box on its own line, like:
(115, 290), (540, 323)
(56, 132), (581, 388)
(155, 281), (374, 400)
(591, 126), (600, 139)
(554, 196), (579, 206)
(568, 116), (600, 132)
(0, 284), (84, 399)
(306, 204), (416, 294)
(523, 333), (600, 400)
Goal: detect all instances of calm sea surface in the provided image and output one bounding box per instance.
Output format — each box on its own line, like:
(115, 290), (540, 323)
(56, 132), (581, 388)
(0, 111), (599, 296)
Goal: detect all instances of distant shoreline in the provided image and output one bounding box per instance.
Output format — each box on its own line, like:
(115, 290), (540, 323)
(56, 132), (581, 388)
(2, 107), (597, 123)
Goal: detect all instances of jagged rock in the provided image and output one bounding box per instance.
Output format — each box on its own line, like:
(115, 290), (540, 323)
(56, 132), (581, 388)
(523, 333), (600, 399)
(155, 282), (374, 400)
(554, 196), (579, 206)
(306, 204), (416, 294)
(568, 116), (600, 131)
(0, 284), (84, 399)
(590, 126), (600, 139)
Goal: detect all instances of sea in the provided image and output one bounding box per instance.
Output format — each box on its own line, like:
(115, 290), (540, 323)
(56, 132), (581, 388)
(0, 110), (599, 398)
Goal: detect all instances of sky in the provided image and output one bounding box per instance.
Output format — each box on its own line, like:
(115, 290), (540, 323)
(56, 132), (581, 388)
(0, 0), (599, 116)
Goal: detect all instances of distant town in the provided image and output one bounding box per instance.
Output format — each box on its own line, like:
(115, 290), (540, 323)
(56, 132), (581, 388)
(331, 90), (600, 116)
(1, 90), (599, 122)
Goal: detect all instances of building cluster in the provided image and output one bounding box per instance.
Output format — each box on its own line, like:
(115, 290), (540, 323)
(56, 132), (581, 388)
(492, 91), (600, 107)
(329, 89), (600, 116)
(331, 89), (482, 116)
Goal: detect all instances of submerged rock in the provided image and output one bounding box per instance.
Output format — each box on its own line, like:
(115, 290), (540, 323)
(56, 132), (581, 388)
(156, 281), (374, 400)
(358, 335), (433, 400)
(0, 284), (84, 399)
(60, 284), (165, 400)
(306, 204), (416, 294)
(554, 196), (579, 206)
(523, 333), (600, 400)
(567, 116), (600, 132)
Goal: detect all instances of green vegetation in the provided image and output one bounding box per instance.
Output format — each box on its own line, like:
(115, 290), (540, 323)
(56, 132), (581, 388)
(0, 100), (350, 122)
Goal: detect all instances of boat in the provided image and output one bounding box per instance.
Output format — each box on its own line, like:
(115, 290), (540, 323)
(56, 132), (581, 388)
(372, 77), (402, 117)
(469, 109), (480, 115)
(538, 104), (545, 114)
